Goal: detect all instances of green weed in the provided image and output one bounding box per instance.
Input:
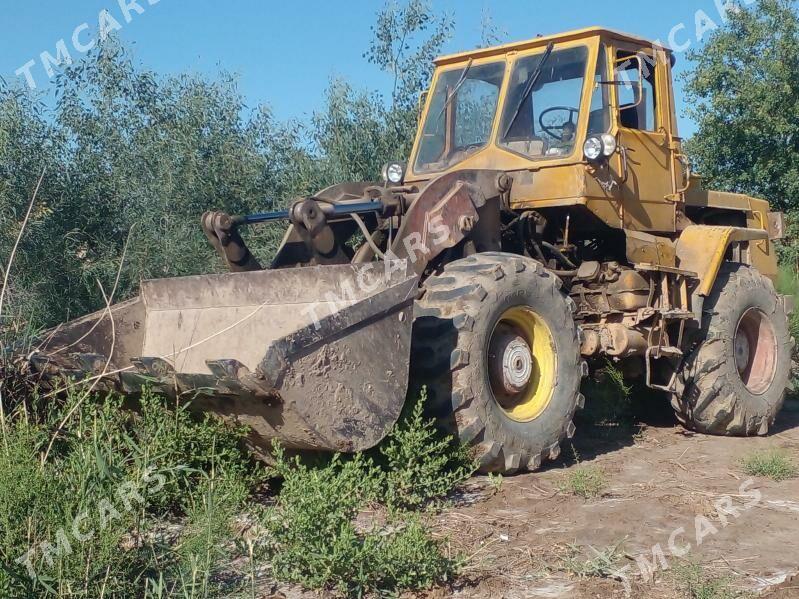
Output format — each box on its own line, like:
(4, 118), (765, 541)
(559, 540), (625, 579)
(741, 449), (797, 482)
(0, 384), (255, 598)
(0, 374), (473, 598)
(261, 446), (459, 596)
(561, 465), (607, 499)
(670, 562), (747, 599)
(487, 472), (503, 494)
(579, 362), (635, 430)
(378, 388), (476, 510)
(604, 361), (633, 398)
(259, 389), (472, 596)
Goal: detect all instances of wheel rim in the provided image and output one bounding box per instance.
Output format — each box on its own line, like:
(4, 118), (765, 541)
(488, 306), (556, 422)
(734, 307), (777, 395)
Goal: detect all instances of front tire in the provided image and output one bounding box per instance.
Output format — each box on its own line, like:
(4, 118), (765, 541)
(411, 252), (585, 474)
(671, 264), (792, 435)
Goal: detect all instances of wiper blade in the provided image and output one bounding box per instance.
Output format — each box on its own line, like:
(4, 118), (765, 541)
(502, 42), (555, 138)
(437, 58), (474, 119)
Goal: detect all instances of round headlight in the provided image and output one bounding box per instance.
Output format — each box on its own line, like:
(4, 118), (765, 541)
(600, 133), (617, 157)
(583, 136), (603, 161)
(382, 162), (405, 185)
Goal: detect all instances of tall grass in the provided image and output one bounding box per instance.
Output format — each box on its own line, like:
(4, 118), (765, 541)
(0, 367), (472, 597)
(0, 382), (257, 597)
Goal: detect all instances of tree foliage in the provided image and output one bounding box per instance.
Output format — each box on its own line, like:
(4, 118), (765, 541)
(366, 0), (454, 111)
(683, 0), (799, 211)
(0, 1), (473, 332)
(1, 40), (314, 328)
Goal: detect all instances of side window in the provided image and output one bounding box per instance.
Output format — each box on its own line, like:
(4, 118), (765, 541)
(415, 60), (505, 173)
(615, 51), (656, 131)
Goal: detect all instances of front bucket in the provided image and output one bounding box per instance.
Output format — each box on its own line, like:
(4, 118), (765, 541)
(31, 262), (419, 454)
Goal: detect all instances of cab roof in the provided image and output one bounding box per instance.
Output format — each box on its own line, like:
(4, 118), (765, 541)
(433, 26), (672, 66)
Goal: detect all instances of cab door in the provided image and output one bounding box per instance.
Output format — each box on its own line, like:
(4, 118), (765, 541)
(611, 45), (676, 233)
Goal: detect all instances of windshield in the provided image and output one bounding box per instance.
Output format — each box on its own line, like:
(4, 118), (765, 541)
(499, 46), (589, 158)
(414, 60), (505, 174)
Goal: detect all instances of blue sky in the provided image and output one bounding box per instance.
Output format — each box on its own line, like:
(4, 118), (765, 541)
(0, 1), (741, 139)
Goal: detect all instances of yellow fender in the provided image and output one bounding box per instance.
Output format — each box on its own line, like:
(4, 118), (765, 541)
(675, 225), (770, 296)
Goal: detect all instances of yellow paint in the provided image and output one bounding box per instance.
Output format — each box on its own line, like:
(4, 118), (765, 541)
(433, 26), (672, 67)
(405, 26), (778, 291)
(406, 35), (602, 187)
(495, 306), (557, 422)
(747, 202), (779, 280)
(405, 28), (684, 233)
(676, 225), (769, 296)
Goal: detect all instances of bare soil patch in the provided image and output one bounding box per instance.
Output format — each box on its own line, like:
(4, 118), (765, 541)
(432, 399), (799, 598)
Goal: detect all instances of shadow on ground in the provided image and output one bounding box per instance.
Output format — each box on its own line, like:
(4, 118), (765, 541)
(545, 374), (679, 469)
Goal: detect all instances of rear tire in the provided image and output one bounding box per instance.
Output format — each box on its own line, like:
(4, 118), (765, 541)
(670, 264), (792, 435)
(411, 252), (585, 474)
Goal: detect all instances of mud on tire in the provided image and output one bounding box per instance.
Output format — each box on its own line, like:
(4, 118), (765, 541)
(671, 264), (792, 436)
(411, 252), (585, 474)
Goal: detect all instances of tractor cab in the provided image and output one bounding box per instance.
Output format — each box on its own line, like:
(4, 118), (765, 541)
(406, 27), (684, 235)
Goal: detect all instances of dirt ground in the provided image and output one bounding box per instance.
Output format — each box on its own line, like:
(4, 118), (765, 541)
(432, 398), (799, 599)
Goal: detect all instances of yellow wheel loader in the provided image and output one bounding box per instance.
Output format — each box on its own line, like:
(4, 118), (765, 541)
(25, 27), (793, 473)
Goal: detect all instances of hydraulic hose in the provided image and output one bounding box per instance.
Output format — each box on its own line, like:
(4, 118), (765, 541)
(541, 241), (577, 269)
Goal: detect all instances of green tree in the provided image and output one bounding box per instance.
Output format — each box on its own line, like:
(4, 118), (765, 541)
(683, 0), (799, 211)
(478, 7), (509, 49)
(0, 82), (70, 328)
(366, 0), (454, 110)
(0, 1), (480, 332)
(1, 40), (315, 329)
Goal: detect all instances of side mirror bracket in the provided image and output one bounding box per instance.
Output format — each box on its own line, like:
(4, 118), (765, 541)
(597, 54), (646, 110)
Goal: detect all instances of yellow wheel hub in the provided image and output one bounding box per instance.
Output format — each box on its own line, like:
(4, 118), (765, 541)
(488, 306), (556, 422)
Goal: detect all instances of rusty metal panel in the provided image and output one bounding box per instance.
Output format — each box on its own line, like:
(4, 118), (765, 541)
(625, 230), (677, 267)
(390, 170), (501, 273)
(768, 211), (786, 240)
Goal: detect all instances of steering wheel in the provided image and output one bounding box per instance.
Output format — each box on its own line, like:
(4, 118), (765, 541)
(539, 106), (579, 140)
